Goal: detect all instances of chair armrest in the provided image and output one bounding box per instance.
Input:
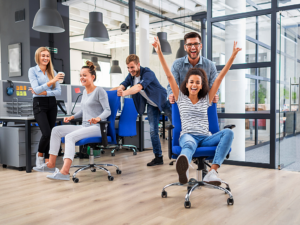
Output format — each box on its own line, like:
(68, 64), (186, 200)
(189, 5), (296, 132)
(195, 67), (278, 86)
(166, 125), (175, 130)
(98, 121), (111, 147)
(224, 124), (236, 129)
(70, 118), (82, 125)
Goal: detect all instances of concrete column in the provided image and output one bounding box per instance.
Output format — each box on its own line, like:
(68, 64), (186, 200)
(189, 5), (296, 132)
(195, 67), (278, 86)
(225, 0), (246, 161)
(139, 12), (149, 67)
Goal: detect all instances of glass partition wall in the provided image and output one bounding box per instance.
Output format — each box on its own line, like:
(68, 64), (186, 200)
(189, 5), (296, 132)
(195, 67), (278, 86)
(207, 0), (300, 169)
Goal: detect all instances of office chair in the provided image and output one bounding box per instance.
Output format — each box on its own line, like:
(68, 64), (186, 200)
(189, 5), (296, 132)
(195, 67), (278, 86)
(111, 98), (138, 156)
(61, 90), (121, 183)
(162, 103), (235, 208)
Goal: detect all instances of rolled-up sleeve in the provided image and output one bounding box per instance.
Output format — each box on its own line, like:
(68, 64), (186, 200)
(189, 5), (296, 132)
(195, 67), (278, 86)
(28, 68), (48, 94)
(120, 74), (132, 89)
(98, 89), (111, 120)
(46, 81), (61, 96)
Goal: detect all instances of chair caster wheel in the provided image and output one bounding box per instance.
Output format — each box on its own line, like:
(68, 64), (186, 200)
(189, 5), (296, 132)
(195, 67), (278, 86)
(116, 169), (122, 174)
(101, 151), (105, 154)
(225, 187), (231, 194)
(2, 164), (7, 168)
(184, 201), (191, 208)
(108, 176), (114, 181)
(111, 153), (115, 157)
(227, 198), (234, 205)
(169, 161), (174, 166)
(91, 169), (96, 172)
(133, 151), (137, 155)
(161, 191), (167, 198)
(73, 178), (79, 183)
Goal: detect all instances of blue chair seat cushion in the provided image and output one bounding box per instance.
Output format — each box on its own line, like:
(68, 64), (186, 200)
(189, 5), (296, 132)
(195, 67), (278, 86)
(61, 136), (112, 146)
(172, 146), (231, 161)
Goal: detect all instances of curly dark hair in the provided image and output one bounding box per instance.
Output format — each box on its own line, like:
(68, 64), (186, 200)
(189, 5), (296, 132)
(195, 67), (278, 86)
(180, 67), (209, 99)
(82, 60), (96, 81)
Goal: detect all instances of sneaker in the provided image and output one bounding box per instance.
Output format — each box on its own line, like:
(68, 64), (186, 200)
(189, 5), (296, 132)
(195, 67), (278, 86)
(203, 169), (222, 186)
(33, 163), (56, 173)
(46, 168), (70, 181)
(147, 156), (163, 166)
(176, 155), (189, 184)
(35, 152), (44, 167)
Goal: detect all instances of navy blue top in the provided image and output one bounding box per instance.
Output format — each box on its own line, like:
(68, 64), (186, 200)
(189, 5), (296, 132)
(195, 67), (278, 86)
(120, 66), (167, 115)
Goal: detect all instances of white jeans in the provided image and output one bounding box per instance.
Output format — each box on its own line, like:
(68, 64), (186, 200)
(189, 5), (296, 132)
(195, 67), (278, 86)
(49, 125), (101, 161)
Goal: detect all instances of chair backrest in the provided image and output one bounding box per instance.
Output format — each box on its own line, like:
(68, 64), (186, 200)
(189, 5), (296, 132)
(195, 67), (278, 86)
(106, 90), (120, 144)
(118, 98), (138, 137)
(172, 103), (219, 147)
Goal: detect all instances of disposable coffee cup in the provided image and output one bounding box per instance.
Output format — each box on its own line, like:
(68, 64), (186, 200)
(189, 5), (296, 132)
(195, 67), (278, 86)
(58, 72), (65, 84)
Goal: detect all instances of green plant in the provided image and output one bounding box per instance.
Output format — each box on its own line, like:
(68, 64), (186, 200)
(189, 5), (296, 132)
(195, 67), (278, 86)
(292, 91), (297, 103)
(251, 84), (267, 104)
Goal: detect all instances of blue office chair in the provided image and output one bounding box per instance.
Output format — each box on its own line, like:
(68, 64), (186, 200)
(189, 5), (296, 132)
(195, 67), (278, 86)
(62, 90), (121, 183)
(111, 98), (138, 156)
(162, 103), (235, 208)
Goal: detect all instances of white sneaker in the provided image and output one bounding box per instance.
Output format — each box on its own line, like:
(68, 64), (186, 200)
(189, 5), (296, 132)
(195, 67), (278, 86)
(203, 169), (222, 186)
(176, 155), (189, 184)
(33, 163), (56, 173)
(35, 152), (44, 167)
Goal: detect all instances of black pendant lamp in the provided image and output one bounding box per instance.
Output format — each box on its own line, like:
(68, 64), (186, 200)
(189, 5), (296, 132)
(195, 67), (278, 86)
(152, 32), (172, 55)
(84, 12), (109, 42)
(176, 40), (187, 58)
(32, 0), (65, 33)
(91, 56), (101, 71)
(110, 60), (122, 74)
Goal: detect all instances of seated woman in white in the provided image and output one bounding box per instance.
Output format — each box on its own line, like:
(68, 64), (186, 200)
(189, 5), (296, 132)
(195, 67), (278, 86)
(33, 61), (111, 181)
(152, 38), (241, 185)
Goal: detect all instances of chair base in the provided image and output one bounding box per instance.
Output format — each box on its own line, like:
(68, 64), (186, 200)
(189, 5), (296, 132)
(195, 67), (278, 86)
(161, 179), (233, 208)
(162, 157), (233, 208)
(71, 163), (121, 183)
(111, 144), (137, 157)
(71, 146), (121, 183)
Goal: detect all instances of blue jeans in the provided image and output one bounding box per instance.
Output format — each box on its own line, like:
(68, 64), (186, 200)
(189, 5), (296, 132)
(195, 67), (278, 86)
(179, 129), (234, 166)
(147, 101), (172, 157)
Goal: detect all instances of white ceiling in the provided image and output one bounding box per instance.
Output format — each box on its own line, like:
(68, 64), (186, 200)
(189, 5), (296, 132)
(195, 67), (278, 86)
(63, 0), (300, 48)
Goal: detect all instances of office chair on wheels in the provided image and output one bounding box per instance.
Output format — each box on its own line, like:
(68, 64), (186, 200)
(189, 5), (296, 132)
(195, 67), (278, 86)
(162, 103), (235, 208)
(62, 90), (121, 183)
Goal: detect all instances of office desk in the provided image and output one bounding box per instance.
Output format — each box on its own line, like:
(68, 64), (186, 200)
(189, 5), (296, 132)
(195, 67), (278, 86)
(0, 115), (66, 173)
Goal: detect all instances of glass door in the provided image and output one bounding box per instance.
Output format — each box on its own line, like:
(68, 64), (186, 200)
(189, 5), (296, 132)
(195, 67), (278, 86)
(277, 11), (300, 171)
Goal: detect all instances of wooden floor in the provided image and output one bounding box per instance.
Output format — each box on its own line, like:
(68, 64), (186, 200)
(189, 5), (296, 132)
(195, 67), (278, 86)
(1, 138), (300, 225)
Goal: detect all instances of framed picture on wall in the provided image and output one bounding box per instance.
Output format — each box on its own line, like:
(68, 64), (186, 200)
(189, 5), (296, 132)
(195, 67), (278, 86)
(8, 43), (22, 77)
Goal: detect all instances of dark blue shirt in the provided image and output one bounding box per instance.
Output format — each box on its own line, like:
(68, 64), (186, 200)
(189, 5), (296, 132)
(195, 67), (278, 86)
(120, 66), (167, 115)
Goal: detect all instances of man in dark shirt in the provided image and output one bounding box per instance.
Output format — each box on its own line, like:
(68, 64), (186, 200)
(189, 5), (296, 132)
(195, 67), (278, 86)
(111, 54), (172, 166)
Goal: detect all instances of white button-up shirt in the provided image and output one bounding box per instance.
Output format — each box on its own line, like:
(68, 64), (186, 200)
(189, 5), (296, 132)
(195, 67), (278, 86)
(28, 65), (61, 98)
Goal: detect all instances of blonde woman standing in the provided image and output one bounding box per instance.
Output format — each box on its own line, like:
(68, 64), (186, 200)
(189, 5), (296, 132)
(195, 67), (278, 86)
(28, 47), (63, 172)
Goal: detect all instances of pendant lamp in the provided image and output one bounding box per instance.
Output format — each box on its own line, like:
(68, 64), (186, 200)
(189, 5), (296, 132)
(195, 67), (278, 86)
(84, 12), (109, 42)
(176, 40), (187, 58)
(91, 56), (101, 71)
(32, 0), (65, 33)
(152, 32), (172, 55)
(110, 60), (122, 74)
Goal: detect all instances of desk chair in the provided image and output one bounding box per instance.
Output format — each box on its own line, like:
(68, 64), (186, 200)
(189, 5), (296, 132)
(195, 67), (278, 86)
(62, 90), (121, 183)
(111, 98), (138, 156)
(162, 103), (235, 208)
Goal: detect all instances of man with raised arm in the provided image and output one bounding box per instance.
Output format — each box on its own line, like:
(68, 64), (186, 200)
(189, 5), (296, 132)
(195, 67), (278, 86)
(168, 32), (219, 104)
(111, 54), (172, 166)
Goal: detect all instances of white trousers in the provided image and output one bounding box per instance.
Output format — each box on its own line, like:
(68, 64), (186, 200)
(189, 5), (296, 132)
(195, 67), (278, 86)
(49, 125), (101, 161)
